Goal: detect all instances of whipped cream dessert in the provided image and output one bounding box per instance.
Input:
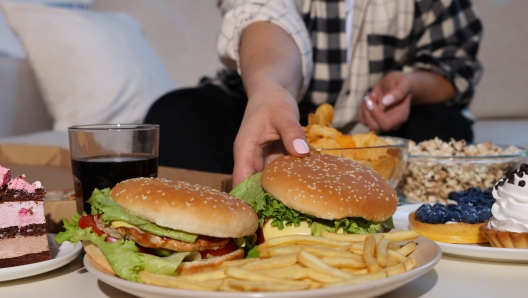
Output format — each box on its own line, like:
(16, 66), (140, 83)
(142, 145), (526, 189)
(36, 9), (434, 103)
(488, 163), (528, 232)
(0, 165), (50, 268)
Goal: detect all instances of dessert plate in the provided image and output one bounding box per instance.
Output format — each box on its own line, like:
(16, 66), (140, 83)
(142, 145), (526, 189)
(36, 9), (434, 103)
(84, 236), (441, 298)
(0, 233), (83, 282)
(394, 204), (528, 263)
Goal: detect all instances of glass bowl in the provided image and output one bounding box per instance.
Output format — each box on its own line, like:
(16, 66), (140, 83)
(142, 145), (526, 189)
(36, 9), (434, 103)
(398, 145), (528, 203)
(309, 137), (409, 188)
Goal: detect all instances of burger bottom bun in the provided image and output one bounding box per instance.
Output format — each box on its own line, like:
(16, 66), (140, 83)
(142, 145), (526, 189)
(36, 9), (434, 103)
(82, 240), (244, 277)
(408, 212), (488, 244)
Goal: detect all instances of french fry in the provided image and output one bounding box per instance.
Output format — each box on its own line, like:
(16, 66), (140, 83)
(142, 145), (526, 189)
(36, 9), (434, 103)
(176, 268), (226, 281)
(321, 231), (383, 244)
(256, 265), (307, 279)
(240, 253), (297, 271)
(321, 256), (366, 269)
(259, 234), (351, 249)
(224, 279), (312, 292)
(324, 271), (388, 288)
(341, 268), (369, 275)
(297, 250), (356, 279)
(404, 257), (417, 272)
(376, 238), (391, 267)
(363, 235), (381, 273)
(225, 266), (313, 288)
(382, 262), (406, 277)
(305, 268), (345, 283)
(397, 241), (417, 257)
(387, 249), (407, 263)
(138, 271), (218, 291)
(384, 230), (420, 242)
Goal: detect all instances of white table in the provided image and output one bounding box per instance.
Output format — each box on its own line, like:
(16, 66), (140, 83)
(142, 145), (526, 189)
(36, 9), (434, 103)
(2, 251), (527, 298)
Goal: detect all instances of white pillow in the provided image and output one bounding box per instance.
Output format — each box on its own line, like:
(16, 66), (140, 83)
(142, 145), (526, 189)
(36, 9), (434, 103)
(0, 0), (93, 58)
(1, 2), (176, 131)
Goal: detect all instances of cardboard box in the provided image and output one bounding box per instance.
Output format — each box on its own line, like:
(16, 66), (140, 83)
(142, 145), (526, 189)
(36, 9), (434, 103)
(0, 144), (233, 233)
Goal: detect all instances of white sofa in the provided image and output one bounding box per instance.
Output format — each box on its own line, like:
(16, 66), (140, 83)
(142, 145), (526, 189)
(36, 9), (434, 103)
(1, 0), (527, 149)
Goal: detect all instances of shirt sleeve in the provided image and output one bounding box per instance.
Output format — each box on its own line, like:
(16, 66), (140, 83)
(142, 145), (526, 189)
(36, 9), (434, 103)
(402, 0), (483, 107)
(217, 0), (313, 98)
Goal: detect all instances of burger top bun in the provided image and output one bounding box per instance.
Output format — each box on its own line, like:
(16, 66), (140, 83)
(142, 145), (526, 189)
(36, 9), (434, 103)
(109, 178), (258, 238)
(261, 154), (398, 222)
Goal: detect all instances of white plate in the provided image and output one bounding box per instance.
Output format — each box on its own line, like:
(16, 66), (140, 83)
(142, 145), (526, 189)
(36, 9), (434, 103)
(84, 236), (441, 298)
(0, 233), (83, 282)
(394, 204), (528, 262)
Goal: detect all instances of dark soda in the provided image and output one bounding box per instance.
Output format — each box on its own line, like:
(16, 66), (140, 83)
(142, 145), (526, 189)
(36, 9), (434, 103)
(71, 154), (158, 213)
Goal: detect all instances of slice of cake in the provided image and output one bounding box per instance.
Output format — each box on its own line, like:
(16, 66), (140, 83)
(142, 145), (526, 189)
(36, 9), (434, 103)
(0, 165), (51, 268)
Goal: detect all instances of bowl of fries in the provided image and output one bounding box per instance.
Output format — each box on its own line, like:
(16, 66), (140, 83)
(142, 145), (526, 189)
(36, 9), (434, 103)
(304, 104), (408, 188)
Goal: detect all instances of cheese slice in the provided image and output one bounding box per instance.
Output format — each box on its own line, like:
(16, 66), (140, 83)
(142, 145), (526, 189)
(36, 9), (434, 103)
(262, 220), (312, 240)
(111, 220), (139, 230)
(262, 220), (345, 241)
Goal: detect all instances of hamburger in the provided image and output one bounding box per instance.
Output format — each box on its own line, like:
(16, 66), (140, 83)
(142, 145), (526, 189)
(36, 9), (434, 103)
(230, 154), (398, 245)
(55, 177), (258, 282)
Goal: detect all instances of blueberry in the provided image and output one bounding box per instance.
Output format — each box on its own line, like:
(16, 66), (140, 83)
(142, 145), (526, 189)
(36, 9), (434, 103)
(416, 204), (432, 222)
(448, 209), (461, 222)
(427, 204), (449, 224)
(460, 207), (479, 224)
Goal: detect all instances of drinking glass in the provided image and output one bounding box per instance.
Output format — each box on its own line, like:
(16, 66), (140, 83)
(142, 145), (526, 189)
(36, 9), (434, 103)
(68, 124), (159, 213)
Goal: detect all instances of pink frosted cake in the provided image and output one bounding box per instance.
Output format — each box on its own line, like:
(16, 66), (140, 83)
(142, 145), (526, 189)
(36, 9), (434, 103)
(0, 165), (50, 268)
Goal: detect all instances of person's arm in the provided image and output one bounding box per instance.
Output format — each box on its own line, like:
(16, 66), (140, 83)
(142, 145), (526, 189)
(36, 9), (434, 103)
(232, 22), (309, 186)
(239, 22), (303, 101)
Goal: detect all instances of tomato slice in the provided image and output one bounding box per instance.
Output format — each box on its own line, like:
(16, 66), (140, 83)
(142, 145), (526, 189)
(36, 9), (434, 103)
(199, 239), (238, 258)
(78, 214), (117, 242)
(78, 214), (104, 236)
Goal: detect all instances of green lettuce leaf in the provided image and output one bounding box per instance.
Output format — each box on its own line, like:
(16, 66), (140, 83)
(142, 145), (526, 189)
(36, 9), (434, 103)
(230, 173), (383, 235)
(55, 214), (189, 282)
(88, 188), (198, 243)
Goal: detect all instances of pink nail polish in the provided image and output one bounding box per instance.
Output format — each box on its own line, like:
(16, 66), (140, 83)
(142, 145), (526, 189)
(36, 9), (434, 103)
(364, 96), (374, 111)
(293, 139), (309, 154)
(382, 94), (395, 106)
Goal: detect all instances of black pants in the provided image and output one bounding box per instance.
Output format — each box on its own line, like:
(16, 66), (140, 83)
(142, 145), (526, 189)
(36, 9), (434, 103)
(144, 84), (247, 174)
(144, 85), (473, 174)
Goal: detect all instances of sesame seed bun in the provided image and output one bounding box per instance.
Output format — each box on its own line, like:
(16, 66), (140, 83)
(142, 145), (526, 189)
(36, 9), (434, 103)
(261, 154), (398, 222)
(109, 177), (258, 238)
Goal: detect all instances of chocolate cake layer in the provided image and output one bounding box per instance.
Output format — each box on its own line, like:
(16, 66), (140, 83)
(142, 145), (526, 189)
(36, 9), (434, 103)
(0, 251), (51, 268)
(0, 189), (46, 202)
(0, 223), (47, 238)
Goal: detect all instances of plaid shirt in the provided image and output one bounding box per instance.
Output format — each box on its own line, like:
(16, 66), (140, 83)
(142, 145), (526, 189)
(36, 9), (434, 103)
(218, 0), (483, 131)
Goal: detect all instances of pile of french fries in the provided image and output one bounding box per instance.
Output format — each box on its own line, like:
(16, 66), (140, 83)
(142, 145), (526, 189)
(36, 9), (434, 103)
(139, 230), (420, 292)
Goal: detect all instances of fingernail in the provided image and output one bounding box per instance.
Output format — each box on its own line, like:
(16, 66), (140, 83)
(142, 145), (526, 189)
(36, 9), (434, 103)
(382, 94), (395, 106)
(364, 96), (374, 111)
(293, 139), (309, 154)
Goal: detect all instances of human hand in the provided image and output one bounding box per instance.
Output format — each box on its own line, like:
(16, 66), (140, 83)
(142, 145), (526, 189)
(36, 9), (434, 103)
(232, 81), (309, 186)
(358, 71), (412, 132)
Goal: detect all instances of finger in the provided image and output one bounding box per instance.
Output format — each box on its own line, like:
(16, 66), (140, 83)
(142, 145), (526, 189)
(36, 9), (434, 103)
(232, 133), (264, 187)
(272, 117), (309, 158)
(381, 82), (411, 108)
(361, 96), (381, 131)
(370, 95), (412, 131)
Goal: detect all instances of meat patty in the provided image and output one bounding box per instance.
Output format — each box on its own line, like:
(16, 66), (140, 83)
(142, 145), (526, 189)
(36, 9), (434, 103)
(115, 226), (229, 252)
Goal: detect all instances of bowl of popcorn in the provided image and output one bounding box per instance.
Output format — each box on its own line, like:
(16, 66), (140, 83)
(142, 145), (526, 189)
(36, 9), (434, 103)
(303, 104), (409, 188)
(397, 138), (527, 203)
